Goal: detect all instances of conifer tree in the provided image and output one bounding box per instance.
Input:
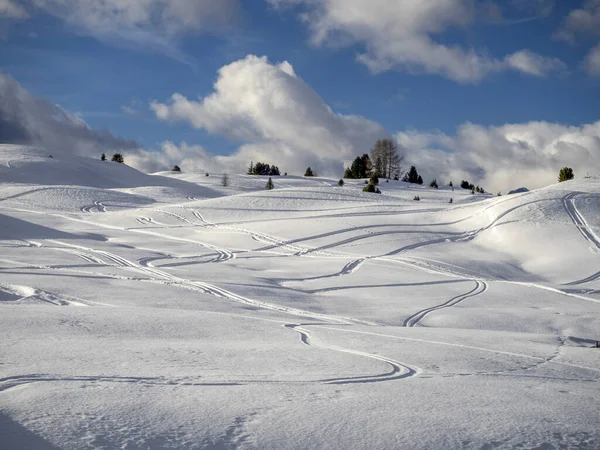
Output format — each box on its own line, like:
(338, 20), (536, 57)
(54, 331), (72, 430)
(558, 167), (574, 182)
(266, 177), (274, 190)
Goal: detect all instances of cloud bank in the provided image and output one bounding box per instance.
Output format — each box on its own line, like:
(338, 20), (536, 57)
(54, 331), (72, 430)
(0, 71), (139, 155)
(150, 55), (600, 192)
(397, 121), (600, 192)
(266, 0), (565, 82)
(2, 59), (599, 193)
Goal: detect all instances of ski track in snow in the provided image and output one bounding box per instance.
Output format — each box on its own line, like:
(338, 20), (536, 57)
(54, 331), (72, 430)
(2, 180), (600, 393)
(284, 324), (418, 384)
(562, 192), (600, 286)
(80, 200), (107, 213)
(562, 192), (600, 250)
(402, 281), (487, 327)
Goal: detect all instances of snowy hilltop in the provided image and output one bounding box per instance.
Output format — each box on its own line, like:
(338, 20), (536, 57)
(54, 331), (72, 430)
(1, 145), (599, 450)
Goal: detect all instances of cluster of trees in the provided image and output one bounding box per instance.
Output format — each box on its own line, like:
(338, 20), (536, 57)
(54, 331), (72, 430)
(402, 166), (423, 184)
(460, 180), (485, 193)
(248, 161), (280, 176)
(172, 165), (181, 172)
(101, 153), (124, 163)
(344, 138), (403, 180)
(344, 154), (371, 179)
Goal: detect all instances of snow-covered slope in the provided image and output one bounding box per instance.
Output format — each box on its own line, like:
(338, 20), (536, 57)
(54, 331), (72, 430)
(1, 144), (599, 450)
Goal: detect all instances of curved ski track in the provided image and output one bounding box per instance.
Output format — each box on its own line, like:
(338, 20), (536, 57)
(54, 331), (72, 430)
(284, 324), (418, 384)
(561, 192), (600, 286)
(402, 280), (488, 327)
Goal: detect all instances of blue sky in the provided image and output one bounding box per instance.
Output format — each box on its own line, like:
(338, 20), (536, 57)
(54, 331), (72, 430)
(1, 0), (599, 190)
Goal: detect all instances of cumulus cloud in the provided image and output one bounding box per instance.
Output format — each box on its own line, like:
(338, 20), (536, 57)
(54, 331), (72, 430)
(267, 0), (565, 82)
(397, 121), (600, 192)
(0, 71), (139, 156)
(555, 0), (600, 43)
(504, 49), (567, 77)
(555, 0), (600, 76)
(151, 55), (387, 175)
(125, 141), (231, 174)
(4, 0), (240, 63)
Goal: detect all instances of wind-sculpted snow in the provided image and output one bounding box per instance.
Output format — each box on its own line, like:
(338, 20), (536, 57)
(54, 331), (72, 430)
(0, 146), (599, 449)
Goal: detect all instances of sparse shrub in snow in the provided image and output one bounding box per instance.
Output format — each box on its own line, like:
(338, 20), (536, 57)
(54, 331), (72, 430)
(266, 177), (274, 190)
(205, 172), (209, 177)
(172, 165), (181, 172)
(338, 179), (344, 186)
(429, 179), (438, 188)
(101, 153), (106, 161)
(497, 192), (502, 196)
(221, 173), (229, 187)
(449, 198), (453, 203)
(386, 179), (389, 183)
(559, 167), (574, 182)
(364, 180), (368, 184)
(304, 167), (314, 177)
(111, 153), (124, 163)
(413, 195), (421, 201)
(362, 183), (381, 194)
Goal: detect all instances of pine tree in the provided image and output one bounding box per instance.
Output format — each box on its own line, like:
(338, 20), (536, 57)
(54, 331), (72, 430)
(111, 153), (124, 163)
(248, 161), (254, 175)
(338, 179), (344, 186)
(266, 177), (274, 190)
(172, 165), (181, 172)
(369, 173), (379, 185)
(221, 173), (229, 187)
(417, 175), (423, 185)
(402, 166), (420, 183)
(304, 167), (314, 177)
(429, 179), (438, 189)
(101, 153), (106, 161)
(558, 167), (574, 182)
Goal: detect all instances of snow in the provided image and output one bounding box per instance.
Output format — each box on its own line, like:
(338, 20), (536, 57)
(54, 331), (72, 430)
(1, 144), (599, 449)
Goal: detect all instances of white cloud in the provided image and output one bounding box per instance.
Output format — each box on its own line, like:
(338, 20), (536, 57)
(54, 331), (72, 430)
(397, 121), (600, 192)
(555, 0), (600, 42)
(0, 0), (28, 18)
(151, 55), (387, 175)
(267, 0), (565, 82)
(555, 0), (600, 77)
(8, 0), (240, 62)
(504, 49), (567, 77)
(0, 71), (139, 156)
(584, 43), (600, 76)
